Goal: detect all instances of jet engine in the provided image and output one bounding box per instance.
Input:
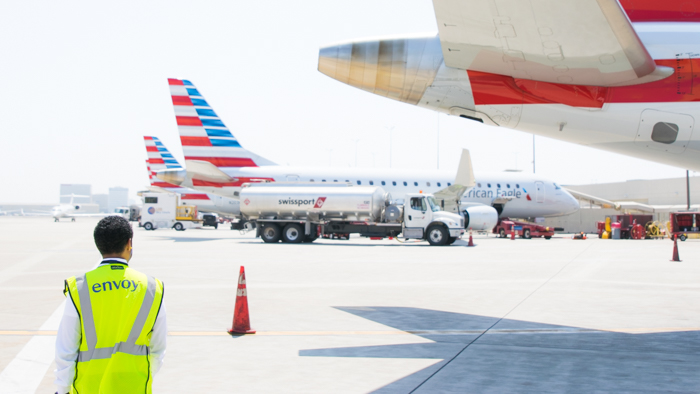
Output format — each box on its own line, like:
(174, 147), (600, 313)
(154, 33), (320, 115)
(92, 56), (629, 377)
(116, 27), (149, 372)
(462, 205), (499, 231)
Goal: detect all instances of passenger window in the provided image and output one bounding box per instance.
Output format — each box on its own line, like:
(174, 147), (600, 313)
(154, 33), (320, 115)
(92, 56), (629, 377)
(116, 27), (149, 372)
(322, 180), (326, 182)
(345, 180), (349, 183)
(369, 181), (374, 185)
(392, 181), (396, 186)
(497, 184), (501, 188)
(477, 183), (481, 187)
(437, 182), (441, 187)
(487, 183), (491, 188)
(447, 183), (451, 186)
(403, 182), (407, 186)
(357, 180), (361, 185)
(310, 179), (314, 182)
(426, 182), (431, 187)
(516, 184), (520, 188)
(414, 182), (418, 186)
(334, 180), (338, 182)
(381, 181), (386, 186)
(651, 122), (679, 144)
(507, 184), (510, 188)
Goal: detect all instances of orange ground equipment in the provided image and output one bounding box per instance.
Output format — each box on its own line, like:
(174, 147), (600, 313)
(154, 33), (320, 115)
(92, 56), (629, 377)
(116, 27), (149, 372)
(467, 228), (475, 247)
(495, 219), (555, 240)
(228, 266), (256, 335)
(671, 235), (682, 262)
(572, 232), (587, 240)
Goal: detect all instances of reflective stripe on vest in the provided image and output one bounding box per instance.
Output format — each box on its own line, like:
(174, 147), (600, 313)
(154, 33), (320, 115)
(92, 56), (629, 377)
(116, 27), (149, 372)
(75, 274), (157, 362)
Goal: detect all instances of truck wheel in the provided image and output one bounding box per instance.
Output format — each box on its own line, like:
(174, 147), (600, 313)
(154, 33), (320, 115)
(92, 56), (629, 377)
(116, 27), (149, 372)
(680, 234), (687, 242)
(282, 223), (304, 243)
(544, 236), (551, 240)
(174, 222), (184, 231)
(499, 228), (506, 238)
(144, 222), (153, 231)
(448, 236), (457, 245)
(427, 225), (448, 246)
(261, 224), (282, 243)
(522, 228), (531, 239)
(214, 223), (218, 229)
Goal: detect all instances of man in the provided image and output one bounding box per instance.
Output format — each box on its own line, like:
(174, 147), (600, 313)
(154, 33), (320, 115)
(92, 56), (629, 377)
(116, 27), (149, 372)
(55, 216), (166, 393)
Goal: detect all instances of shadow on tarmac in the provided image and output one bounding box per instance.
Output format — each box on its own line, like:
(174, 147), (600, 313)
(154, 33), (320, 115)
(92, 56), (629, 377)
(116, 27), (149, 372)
(300, 307), (700, 393)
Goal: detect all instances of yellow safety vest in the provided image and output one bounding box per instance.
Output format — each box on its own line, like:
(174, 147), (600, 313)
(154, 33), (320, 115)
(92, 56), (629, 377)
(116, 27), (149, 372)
(64, 261), (164, 394)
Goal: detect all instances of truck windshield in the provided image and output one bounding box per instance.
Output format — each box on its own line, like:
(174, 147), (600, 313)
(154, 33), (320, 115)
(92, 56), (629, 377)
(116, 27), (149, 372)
(426, 196), (441, 212)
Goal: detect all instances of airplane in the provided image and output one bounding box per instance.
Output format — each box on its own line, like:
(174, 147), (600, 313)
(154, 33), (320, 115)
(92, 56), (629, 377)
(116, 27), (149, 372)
(156, 79), (579, 230)
(316, 0), (700, 172)
(51, 194), (111, 222)
(143, 136), (240, 217)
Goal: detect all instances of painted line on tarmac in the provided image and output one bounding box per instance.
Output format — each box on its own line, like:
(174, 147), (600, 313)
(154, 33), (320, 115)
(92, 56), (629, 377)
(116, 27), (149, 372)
(1, 327), (698, 337)
(0, 301), (65, 394)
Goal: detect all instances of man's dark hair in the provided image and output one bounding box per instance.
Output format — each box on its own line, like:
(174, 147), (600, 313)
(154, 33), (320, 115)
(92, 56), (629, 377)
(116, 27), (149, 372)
(94, 216), (133, 255)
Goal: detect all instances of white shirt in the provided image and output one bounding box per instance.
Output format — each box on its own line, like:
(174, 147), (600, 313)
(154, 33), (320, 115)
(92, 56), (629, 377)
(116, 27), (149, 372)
(54, 259), (166, 394)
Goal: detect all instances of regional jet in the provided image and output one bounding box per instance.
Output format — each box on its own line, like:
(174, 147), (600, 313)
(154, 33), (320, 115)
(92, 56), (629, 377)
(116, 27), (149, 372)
(156, 79), (579, 230)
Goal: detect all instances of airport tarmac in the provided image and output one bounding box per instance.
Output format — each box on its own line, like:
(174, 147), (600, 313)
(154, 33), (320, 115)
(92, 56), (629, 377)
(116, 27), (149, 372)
(1, 216), (699, 393)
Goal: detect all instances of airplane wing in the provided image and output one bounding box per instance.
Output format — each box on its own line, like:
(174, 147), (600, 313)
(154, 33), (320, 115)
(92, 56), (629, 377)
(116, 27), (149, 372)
(432, 0), (673, 86)
(433, 149), (476, 213)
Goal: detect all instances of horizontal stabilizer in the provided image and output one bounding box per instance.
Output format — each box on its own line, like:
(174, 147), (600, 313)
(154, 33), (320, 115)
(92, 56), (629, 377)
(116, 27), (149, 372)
(185, 160), (238, 183)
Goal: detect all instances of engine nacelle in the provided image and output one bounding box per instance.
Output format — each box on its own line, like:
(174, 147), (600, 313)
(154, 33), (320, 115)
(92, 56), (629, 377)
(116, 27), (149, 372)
(462, 205), (499, 231)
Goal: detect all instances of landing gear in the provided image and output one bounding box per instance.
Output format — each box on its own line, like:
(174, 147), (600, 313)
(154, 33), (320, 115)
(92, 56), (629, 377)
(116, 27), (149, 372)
(54, 218), (59, 222)
(71, 218), (75, 222)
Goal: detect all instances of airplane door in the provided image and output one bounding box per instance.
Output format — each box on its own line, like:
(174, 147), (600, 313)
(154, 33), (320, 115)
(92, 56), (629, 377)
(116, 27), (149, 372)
(535, 182), (545, 203)
(634, 110), (695, 154)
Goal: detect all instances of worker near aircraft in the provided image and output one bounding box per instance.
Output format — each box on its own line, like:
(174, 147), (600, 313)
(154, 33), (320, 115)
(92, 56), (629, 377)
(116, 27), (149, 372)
(54, 216), (166, 393)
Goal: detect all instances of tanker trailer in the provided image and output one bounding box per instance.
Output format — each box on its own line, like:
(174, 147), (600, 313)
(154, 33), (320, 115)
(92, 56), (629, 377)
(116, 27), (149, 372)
(239, 183), (465, 245)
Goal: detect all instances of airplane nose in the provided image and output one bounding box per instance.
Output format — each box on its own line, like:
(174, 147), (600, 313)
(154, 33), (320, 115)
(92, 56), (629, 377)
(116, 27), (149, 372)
(156, 169), (186, 186)
(318, 34), (443, 105)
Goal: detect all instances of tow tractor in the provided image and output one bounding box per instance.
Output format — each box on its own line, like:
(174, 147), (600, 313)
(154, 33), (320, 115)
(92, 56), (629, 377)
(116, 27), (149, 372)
(494, 218), (555, 239)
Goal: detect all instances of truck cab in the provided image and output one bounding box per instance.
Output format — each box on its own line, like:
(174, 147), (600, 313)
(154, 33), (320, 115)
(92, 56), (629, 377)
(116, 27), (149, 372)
(403, 193), (465, 245)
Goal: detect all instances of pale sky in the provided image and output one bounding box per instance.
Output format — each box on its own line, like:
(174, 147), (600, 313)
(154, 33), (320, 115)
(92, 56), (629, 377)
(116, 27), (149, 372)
(0, 0), (693, 204)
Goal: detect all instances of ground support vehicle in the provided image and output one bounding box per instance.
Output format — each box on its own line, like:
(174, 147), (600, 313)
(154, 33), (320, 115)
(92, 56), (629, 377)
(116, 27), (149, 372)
(139, 192), (202, 231)
(494, 219), (555, 239)
(240, 184), (465, 245)
(668, 212), (700, 241)
(202, 213), (219, 229)
(596, 214), (653, 239)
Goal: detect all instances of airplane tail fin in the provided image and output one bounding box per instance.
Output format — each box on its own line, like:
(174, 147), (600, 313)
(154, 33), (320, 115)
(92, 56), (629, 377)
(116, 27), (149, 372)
(168, 78), (276, 168)
(144, 136), (184, 190)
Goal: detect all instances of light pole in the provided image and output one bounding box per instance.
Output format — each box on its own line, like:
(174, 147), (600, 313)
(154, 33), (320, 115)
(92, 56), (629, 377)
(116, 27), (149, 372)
(385, 125), (395, 168)
(326, 148), (333, 166)
(353, 139), (359, 167)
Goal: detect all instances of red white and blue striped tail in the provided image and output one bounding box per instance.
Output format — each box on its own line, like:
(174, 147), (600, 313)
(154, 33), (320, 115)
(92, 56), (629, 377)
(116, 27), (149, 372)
(168, 78), (276, 168)
(144, 136), (185, 191)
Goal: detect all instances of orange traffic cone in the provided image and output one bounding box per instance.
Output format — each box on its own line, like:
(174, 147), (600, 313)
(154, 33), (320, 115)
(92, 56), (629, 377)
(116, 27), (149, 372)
(228, 266), (256, 335)
(467, 228), (475, 247)
(671, 235), (681, 262)
(510, 229), (515, 241)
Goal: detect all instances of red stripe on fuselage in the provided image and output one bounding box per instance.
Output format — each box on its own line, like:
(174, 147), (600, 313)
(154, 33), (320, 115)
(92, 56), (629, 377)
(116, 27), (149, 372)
(176, 116), (202, 126)
(620, 0), (700, 22)
(180, 193), (210, 200)
(184, 157), (258, 167)
(172, 95), (193, 106)
(469, 59), (700, 107)
(192, 177), (275, 188)
(180, 137), (212, 146)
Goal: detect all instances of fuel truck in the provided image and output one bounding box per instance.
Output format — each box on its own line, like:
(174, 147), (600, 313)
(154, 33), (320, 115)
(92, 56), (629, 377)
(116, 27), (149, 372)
(239, 183), (467, 245)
